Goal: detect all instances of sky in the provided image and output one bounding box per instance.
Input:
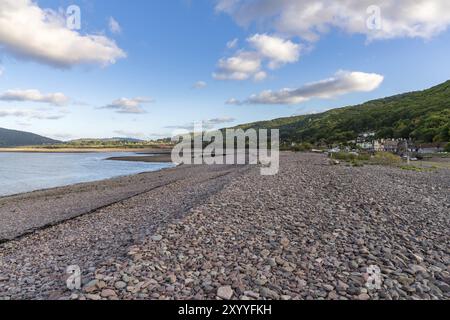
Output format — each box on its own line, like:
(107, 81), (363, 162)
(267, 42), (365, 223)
(0, 0), (450, 140)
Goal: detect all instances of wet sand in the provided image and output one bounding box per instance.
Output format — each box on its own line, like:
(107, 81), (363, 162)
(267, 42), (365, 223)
(106, 154), (173, 163)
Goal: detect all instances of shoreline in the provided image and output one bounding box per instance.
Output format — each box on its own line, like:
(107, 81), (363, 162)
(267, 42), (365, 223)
(0, 161), (239, 242)
(106, 154), (173, 163)
(0, 163), (175, 202)
(0, 147), (173, 154)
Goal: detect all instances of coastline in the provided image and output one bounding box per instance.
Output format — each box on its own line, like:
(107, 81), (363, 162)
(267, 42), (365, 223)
(0, 153), (449, 300)
(106, 154), (173, 163)
(0, 147), (173, 154)
(0, 161), (237, 242)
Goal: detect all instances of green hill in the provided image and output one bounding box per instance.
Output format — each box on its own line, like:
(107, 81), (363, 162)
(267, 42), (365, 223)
(0, 128), (60, 147)
(235, 80), (450, 146)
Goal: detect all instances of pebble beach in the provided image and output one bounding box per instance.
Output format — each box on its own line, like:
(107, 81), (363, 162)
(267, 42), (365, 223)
(0, 153), (449, 300)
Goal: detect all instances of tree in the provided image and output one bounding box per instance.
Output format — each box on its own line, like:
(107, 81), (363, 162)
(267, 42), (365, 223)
(445, 143), (450, 153)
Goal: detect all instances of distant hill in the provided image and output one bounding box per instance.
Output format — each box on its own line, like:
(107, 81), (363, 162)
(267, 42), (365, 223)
(109, 137), (144, 143)
(64, 137), (146, 147)
(0, 128), (60, 147)
(234, 80), (450, 146)
(68, 137), (144, 144)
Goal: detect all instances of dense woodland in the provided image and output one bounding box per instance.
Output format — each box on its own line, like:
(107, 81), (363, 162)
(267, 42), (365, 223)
(235, 80), (450, 147)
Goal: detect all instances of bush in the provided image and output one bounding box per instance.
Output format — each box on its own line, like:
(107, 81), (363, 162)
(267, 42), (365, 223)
(445, 143), (450, 152)
(331, 152), (370, 162)
(372, 152), (402, 165)
(357, 153), (371, 161)
(332, 152), (357, 161)
(291, 142), (313, 152)
(350, 160), (364, 167)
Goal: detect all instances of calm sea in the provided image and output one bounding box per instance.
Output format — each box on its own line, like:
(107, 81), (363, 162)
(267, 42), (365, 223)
(0, 152), (174, 197)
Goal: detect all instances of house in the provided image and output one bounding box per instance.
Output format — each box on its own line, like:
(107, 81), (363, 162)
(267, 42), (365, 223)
(357, 142), (374, 151)
(384, 139), (401, 153)
(417, 143), (444, 154)
(373, 140), (384, 152)
(356, 132), (376, 151)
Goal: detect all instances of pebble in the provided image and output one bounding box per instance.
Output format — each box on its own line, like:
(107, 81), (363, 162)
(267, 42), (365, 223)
(151, 235), (163, 242)
(260, 287), (280, 300)
(114, 281), (127, 290)
(86, 294), (101, 301)
(358, 293), (371, 300)
(101, 289), (117, 298)
(217, 286), (234, 300)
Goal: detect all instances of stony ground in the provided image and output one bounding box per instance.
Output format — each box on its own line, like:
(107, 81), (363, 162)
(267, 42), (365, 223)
(0, 153), (449, 300)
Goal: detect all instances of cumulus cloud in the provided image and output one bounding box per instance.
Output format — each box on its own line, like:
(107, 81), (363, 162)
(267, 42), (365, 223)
(216, 0), (450, 41)
(214, 34), (301, 81)
(253, 71), (268, 82)
(213, 51), (262, 81)
(248, 34), (301, 69)
(109, 17), (122, 34)
(100, 97), (153, 114)
(0, 0), (126, 68)
(227, 70), (384, 105)
(0, 89), (69, 106)
(193, 81), (207, 89)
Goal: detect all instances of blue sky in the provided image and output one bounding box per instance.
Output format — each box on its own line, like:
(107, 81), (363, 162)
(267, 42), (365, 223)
(0, 0), (450, 140)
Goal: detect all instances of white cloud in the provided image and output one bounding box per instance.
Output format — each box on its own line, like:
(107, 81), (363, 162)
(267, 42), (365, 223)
(226, 38), (238, 49)
(0, 66), (3, 76)
(213, 51), (262, 81)
(0, 89), (69, 106)
(248, 34), (301, 69)
(100, 97), (153, 114)
(0, 0), (126, 68)
(109, 17), (122, 34)
(206, 117), (235, 125)
(0, 108), (67, 120)
(253, 71), (267, 81)
(193, 81), (207, 89)
(166, 117), (236, 130)
(225, 98), (240, 105)
(214, 34), (301, 81)
(227, 70), (384, 105)
(216, 0), (450, 41)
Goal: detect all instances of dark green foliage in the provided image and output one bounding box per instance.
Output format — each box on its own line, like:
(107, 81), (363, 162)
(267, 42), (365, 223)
(445, 143), (450, 152)
(331, 152), (370, 162)
(234, 81), (450, 145)
(0, 127), (60, 147)
(289, 142), (313, 152)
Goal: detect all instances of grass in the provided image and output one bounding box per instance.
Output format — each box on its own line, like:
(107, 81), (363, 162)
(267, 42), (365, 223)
(400, 165), (438, 172)
(331, 152), (371, 162)
(330, 151), (449, 172)
(370, 152), (402, 165)
(330, 151), (402, 167)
